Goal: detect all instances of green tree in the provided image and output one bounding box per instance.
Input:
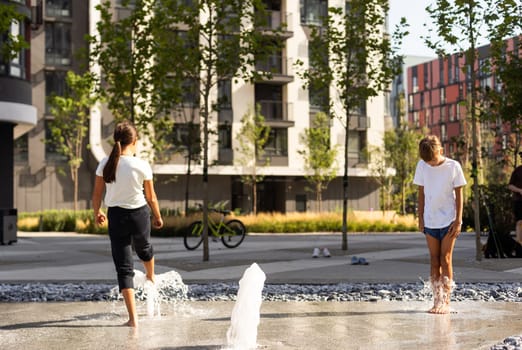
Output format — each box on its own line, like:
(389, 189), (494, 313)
(0, 3), (29, 61)
(88, 0), (174, 155)
(298, 112), (338, 212)
(154, 0), (282, 261)
(366, 144), (392, 214)
(296, 1), (406, 251)
(235, 105), (270, 215)
(384, 127), (423, 215)
(486, 0), (522, 169)
(47, 71), (97, 212)
(424, 0), (517, 260)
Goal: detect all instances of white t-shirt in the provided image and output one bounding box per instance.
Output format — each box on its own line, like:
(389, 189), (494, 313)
(413, 157), (467, 228)
(95, 155), (153, 209)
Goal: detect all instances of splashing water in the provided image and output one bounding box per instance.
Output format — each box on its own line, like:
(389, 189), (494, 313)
(110, 269), (189, 318)
(226, 263), (266, 350)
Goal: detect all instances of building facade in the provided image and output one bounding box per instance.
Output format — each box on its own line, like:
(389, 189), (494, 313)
(14, 0), (390, 214)
(406, 37), (520, 171)
(0, 0), (37, 224)
(390, 55), (434, 128)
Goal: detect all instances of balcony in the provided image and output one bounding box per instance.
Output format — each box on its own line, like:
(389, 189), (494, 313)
(348, 115), (370, 130)
(255, 55), (293, 84)
(257, 100), (294, 127)
(256, 10), (293, 38)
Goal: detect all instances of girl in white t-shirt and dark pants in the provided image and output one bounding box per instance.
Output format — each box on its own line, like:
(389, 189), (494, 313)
(92, 121), (163, 327)
(413, 135), (467, 315)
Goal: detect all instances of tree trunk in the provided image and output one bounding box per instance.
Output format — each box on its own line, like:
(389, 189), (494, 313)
(184, 165), (191, 216)
(467, 44), (482, 261)
(316, 182), (322, 212)
(202, 95), (210, 262)
(342, 121), (349, 251)
(73, 167), (78, 213)
(252, 181), (257, 215)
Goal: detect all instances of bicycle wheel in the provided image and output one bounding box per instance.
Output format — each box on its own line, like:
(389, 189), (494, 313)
(221, 219), (246, 248)
(184, 221), (204, 250)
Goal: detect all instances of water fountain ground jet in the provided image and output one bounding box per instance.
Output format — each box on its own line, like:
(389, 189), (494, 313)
(226, 263), (266, 350)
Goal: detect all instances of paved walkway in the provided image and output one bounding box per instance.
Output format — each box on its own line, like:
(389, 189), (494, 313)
(0, 231), (521, 284)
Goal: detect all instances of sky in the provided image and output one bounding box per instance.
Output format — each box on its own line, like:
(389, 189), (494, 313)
(389, 0), (437, 58)
(389, 0), (492, 58)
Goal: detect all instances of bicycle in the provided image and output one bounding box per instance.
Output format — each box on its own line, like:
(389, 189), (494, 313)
(184, 206), (247, 250)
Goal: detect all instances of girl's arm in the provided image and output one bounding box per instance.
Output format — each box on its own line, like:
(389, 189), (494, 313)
(417, 186), (425, 232)
(144, 179), (163, 229)
(449, 186), (464, 237)
(92, 176), (106, 225)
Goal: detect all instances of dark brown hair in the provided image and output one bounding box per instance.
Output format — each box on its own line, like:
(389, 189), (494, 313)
(103, 121), (137, 183)
(419, 135), (441, 162)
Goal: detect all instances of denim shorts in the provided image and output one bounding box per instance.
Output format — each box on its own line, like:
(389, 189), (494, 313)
(424, 225), (451, 241)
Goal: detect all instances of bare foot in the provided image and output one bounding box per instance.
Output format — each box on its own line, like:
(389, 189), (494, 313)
(124, 319), (138, 327)
(431, 303), (450, 314)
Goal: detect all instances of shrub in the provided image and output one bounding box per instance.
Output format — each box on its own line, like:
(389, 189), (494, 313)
(463, 184), (514, 235)
(18, 209), (418, 235)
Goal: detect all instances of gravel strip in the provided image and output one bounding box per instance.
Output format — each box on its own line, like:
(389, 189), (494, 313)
(0, 281), (521, 302)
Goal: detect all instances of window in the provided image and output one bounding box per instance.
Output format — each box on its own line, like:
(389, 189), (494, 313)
(14, 134), (28, 163)
(256, 84), (285, 121)
(300, 0), (327, 25)
(45, 0), (72, 17)
(349, 99), (367, 116)
(440, 87), (445, 105)
(453, 55), (459, 82)
(45, 119), (67, 162)
(439, 57), (444, 86)
(441, 124), (447, 141)
(448, 57), (453, 84)
(45, 70), (67, 113)
(440, 106), (446, 122)
(412, 67), (418, 92)
(172, 123), (201, 160)
(309, 83), (329, 110)
(218, 123), (232, 150)
(0, 19), (26, 78)
(265, 128), (287, 156)
(182, 79), (200, 107)
(218, 79), (232, 109)
(296, 194), (307, 212)
(424, 63), (429, 89)
(413, 111), (419, 126)
(45, 22), (72, 66)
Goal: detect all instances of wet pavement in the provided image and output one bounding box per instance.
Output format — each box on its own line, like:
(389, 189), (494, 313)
(1, 301), (521, 350)
(0, 231), (521, 349)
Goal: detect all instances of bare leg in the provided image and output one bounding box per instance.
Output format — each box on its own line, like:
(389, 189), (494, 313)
(433, 276), (453, 314)
(121, 288), (138, 327)
(429, 277), (442, 314)
(433, 234), (457, 314)
(425, 234), (442, 313)
(142, 257), (155, 283)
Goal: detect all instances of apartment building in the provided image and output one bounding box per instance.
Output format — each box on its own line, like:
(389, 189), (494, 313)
(14, 0), (389, 214)
(406, 37), (519, 165)
(0, 0), (37, 232)
(390, 55), (434, 128)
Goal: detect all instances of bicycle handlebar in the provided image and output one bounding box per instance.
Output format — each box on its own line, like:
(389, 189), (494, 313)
(194, 203), (231, 216)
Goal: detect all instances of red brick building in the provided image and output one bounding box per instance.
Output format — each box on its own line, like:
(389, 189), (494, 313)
(406, 37), (520, 168)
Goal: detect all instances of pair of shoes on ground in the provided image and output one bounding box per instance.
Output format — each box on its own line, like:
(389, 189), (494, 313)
(312, 248), (331, 258)
(351, 256), (369, 265)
